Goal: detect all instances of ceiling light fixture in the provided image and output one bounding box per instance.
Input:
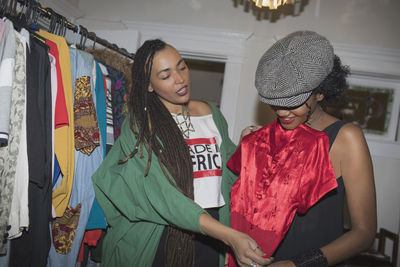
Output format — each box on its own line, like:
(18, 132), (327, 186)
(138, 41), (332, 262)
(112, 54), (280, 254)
(250, 0), (295, 9)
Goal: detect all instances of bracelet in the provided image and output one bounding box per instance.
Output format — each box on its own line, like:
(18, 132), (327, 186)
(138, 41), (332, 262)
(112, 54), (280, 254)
(289, 248), (328, 267)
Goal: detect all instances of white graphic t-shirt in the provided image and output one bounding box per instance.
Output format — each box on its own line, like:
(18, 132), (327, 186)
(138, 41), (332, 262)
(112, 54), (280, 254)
(172, 113), (226, 209)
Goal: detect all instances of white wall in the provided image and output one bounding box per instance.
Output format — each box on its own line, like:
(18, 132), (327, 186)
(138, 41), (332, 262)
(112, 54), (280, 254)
(189, 68), (224, 107)
(76, 0), (400, 50)
(45, 0), (400, 263)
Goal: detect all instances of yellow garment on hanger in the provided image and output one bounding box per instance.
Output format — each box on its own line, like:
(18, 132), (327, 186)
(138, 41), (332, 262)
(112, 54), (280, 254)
(38, 29), (75, 217)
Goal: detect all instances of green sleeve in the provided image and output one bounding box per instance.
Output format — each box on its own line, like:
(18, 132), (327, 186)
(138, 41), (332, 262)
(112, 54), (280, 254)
(95, 154), (204, 232)
(92, 137), (206, 234)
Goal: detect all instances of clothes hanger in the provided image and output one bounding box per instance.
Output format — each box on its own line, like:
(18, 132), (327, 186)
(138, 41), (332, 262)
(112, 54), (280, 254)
(5, 0), (26, 31)
(18, 0), (29, 24)
(79, 27), (88, 49)
(14, 0), (31, 31)
(25, 2), (49, 45)
(28, 1), (40, 31)
(8, 0), (17, 16)
(24, 0), (33, 23)
(48, 10), (57, 34)
(58, 15), (67, 37)
(72, 23), (80, 48)
(74, 25), (87, 50)
(54, 17), (61, 35)
(53, 13), (65, 37)
(0, 0), (9, 18)
(91, 34), (97, 49)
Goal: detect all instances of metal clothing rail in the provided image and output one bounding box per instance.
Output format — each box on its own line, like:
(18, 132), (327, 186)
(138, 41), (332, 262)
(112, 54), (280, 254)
(1, 0), (135, 60)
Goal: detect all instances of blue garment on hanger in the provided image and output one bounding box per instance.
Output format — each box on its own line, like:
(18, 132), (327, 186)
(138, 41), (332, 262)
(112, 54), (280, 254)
(94, 60), (107, 157)
(52, 155), (61, 187)
(85, 60), (107, 230)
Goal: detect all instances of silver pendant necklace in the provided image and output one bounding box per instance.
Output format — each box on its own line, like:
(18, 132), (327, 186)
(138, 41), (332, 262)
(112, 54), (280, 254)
(173, 104), (195, 138)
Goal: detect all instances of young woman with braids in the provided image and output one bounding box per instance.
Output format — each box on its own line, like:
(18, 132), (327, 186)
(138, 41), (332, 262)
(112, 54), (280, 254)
(91, 39), (272, 267)
(228, 31), (376, 267)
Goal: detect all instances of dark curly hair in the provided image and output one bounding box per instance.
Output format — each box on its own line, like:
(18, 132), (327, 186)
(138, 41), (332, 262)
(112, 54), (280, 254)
(313, 55), (350, 104)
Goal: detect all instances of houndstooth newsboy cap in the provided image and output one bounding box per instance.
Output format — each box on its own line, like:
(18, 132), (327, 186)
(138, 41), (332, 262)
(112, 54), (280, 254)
(255, 31), (334, 108)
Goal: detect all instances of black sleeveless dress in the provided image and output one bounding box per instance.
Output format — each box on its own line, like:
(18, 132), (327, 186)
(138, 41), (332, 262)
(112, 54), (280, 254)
(273, 121), (347, 266)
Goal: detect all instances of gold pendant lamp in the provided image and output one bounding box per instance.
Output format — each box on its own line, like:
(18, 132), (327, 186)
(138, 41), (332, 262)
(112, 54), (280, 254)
(251, 0), (295, 9)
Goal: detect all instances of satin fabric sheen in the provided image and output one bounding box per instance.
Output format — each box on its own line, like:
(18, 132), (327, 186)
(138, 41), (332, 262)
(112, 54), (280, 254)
(227, 120), (337, 266)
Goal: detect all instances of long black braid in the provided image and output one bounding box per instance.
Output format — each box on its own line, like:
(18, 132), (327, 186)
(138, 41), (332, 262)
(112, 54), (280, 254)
(119, 39), (195, 266)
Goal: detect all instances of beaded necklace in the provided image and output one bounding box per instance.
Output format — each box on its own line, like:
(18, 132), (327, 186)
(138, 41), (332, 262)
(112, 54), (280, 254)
(173, 104), (195, 138)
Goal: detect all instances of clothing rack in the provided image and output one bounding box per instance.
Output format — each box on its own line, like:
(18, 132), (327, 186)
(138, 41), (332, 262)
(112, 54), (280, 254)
(1, 0), (135, 60)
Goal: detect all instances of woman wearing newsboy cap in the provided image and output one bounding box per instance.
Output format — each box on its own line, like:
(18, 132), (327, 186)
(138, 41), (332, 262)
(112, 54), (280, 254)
(227, 31), (376, 267)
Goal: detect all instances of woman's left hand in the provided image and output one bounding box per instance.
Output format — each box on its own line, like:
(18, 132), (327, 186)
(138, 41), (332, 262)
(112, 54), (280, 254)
(240, 125), (262, 142)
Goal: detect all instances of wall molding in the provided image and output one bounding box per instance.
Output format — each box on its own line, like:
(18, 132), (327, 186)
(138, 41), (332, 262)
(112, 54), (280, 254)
(334, 43), (400, 78)
(122, 20), (252, 54)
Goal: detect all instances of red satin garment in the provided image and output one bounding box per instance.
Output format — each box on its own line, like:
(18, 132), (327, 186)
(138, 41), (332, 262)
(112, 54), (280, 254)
(227, 120), (337, 266)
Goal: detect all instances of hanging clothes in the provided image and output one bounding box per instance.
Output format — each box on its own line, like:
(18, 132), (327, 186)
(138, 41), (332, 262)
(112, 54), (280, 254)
(0, 19), (6, 42)
(94, 60), (107, 157)
(76, 60), (108, 264)
(49, 51), (57, 205)
(43, 39), (68, 189)
(0, 20), (19, 254)
(0, 19), (15, 147)
(106, 65), (127, 140)
(47, 47), (103, 267)
(8, 30), (29, 240)
(38, 29), (75, 218)
(97, 62), (114, 146)
(10, 35), (52, 267)
(83, 59), (106, 231)
(45, 39), (69, 187)
(0, 5), (131, 264)
(46, 40), (69, 130)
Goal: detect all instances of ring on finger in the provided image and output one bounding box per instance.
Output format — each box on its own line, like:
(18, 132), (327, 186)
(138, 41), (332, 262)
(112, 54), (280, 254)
(249, 261), (257, 267)
(249, 125), (255, 132)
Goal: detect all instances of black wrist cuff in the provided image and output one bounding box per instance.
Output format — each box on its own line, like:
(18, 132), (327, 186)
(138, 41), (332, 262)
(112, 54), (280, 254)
(290, 248), (328, 267)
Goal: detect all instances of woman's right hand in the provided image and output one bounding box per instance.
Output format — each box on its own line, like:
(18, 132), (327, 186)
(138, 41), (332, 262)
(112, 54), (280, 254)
(199, 213), (272, 266)
(225, 229), (273, 267)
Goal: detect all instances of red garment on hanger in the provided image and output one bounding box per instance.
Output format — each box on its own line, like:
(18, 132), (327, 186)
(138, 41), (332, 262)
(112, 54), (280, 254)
(227, 120), (337, 266)
(77, 229), (102, 262)
(45, 39), (69, 129)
